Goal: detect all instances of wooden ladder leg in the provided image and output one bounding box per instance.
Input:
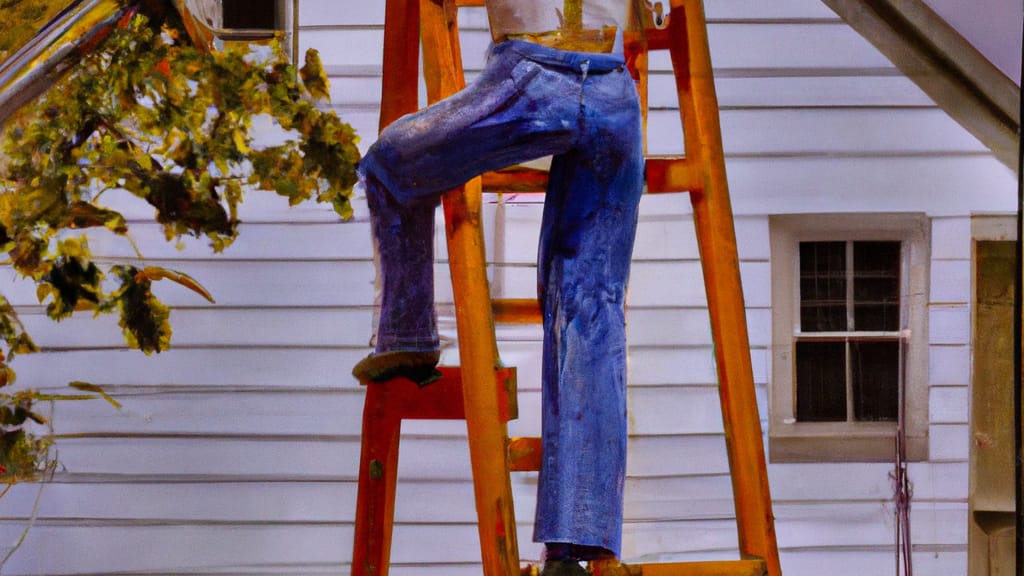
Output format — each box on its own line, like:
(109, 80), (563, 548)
(419, 1), (521, 575)
(351, 3), (420, 576)
(667, 1), (782, 574)
(352, 385), (403, 576)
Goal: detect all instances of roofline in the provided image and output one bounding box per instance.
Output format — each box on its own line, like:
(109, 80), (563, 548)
(821, 0), (1020, 172)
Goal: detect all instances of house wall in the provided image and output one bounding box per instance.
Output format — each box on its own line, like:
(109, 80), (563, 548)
(0, 1), (1017, 575)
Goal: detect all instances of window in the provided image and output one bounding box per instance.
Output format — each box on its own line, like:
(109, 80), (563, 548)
(769, 214), (929, 462)
(222, 0), (281, 32)
(181, 0), (294, 53)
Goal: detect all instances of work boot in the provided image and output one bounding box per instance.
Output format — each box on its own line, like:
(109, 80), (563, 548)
(351, 350), (441, 386)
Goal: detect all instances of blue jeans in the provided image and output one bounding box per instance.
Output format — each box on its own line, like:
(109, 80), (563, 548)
(359, 40), (643, 557)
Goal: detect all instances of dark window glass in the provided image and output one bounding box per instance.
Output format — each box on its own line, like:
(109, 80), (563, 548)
(799, 242), (846, 332)
(853, 241), (901, 331)
(851, 341), (900, 421)
(796, 240), (904, 423)
(223, 0), (276, 29)
(795, 341), (847, 422)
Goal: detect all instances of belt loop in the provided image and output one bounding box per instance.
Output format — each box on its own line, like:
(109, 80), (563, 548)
(579, 60), (590, 107)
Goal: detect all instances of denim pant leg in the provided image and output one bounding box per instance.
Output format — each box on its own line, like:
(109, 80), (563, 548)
(359, 42), (583, 352)
(533, 66), (644, 557)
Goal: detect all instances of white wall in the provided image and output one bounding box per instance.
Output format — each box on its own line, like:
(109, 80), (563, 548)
(0, 0), (1017, 574)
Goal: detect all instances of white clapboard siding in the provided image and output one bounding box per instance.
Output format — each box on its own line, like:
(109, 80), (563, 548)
(1, 0), (1009, 573)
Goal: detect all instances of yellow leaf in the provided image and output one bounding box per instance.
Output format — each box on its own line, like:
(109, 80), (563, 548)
(232, 130), (251, 154)
(36, 284), (53, 304)
(68, 381), (122, 409)
(140, 266), (215, 303)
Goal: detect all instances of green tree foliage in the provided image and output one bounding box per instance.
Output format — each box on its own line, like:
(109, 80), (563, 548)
(0, 5), (360, 483)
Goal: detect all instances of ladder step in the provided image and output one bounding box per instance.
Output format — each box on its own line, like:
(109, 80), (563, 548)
(592, 559), (768, 576)
(478, 158), (702, 195)
(482, 166), (550, 193)
(360, 366), (518, 422)
(645, 156), (704, 194)
(508, 436), (542, 471)
(493, 298), (542, 324)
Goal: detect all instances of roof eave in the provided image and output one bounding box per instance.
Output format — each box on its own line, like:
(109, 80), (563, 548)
(821, 0), (1020, 172)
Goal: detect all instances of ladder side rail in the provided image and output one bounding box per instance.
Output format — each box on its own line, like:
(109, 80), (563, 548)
(352, 387), (404, 576)
(351, 3), (421, 576)
(419, 1), (521, 575)
(379, 0), (421, 128)
(668, 1), (781, 574)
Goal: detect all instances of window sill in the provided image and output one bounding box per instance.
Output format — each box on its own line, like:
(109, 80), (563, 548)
(769, 422), (928, 463)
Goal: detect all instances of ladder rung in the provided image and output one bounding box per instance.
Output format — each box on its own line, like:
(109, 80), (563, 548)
(645, 28), (673, 52)
(508, 436), (542, 471)
(454, 0), (484, 5)
(482, 166), (550, 193)
(592, 559), (768, 576)
(479, 159), (702, 195)
(646, 156), (704, 194)
(361, 366), (518, 422)
(493, 298), (542, 324)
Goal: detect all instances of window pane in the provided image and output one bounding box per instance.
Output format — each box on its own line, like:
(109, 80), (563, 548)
(853, 241), (901, 331)
(796, 341), (847, 421)
(223, 0), (276, 28)
(851, 341), (899, 421)
(800, 242), (847, 332)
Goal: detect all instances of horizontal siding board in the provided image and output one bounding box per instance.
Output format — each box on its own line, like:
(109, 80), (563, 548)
(44, 389), (367, 438)
(768, 461), (967, 502)
(649, 108), (988, 156)
(727, 156), (1016, 216)
(0, 524), (353, 576)
(777, 550), (965, 576)
(299, 1), (384, 25)
(628, 386), (726, 436)
(85, 222), (374, 261)
(773, 501), (966, 548)
(0, 261), (376, 308)
(1, 476), (746, 527)
(19, 308), (373, 349)
(46, 435), (730, 481)
(11, 349), (368, 388)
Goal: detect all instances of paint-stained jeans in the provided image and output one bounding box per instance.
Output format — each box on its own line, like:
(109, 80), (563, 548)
(358, 40), (643, 557)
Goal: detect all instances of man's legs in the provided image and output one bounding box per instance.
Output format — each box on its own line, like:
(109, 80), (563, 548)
(355, 38), (643, 564)
(533, 64), (644, 560)
(354, 41), (583, 381)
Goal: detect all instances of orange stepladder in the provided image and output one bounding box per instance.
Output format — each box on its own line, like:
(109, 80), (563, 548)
(351, 2), (783, 576)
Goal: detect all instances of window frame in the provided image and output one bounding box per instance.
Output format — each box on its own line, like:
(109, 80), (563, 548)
(769, 213), (930, 462)
(183, 0), (297, 60)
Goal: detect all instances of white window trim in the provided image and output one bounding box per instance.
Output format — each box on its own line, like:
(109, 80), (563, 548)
(769, 213), (930, 462)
